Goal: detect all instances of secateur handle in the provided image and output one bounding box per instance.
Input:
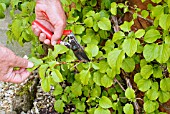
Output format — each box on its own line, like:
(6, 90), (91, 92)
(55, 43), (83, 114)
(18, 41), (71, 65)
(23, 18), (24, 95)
(32, 20), (72, 44)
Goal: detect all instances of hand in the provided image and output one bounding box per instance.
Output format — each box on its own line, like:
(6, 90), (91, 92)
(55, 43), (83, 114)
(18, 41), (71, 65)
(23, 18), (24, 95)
(32, 0), (66, 45)
(0, 46), (34, 84)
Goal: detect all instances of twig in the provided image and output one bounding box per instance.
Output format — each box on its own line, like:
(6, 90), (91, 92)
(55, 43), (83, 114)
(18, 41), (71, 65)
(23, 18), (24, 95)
(122, 70), (141, 114)
(111, 16), (120, 32)
(114, 78), (126, 91)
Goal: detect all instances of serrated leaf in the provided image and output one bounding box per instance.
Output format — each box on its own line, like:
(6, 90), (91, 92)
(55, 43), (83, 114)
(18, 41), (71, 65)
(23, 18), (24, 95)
(160, 78), (170, 92)
(159, 91), (170, 103)
(85, 44), (99, 58)
(97, 17), (111, 30)
(41, 77), (50, 92)
(84, 17), (93, 27)
(141, 65), (153, 79)
(141, 10), (149, 18)
(80, 70), (91, 85)
(144, 29), (161, 43)
(107, 49), (125, 76)
(146, 89), (159, 100)
(38, 64), (48, 79)
(93, 71), (102, 86)
(54, 100), (65, 113)
(112, 31), (125, 42)
(121, 57), (135, 72)
(125, 87), (136, 100)
(52, 45), (69, 58)
(122, 38), (137, 57)
(71, 82), (82, 97)
(159, 14), (170, 30)
(53, 84), (63, 96)
(99, 96), (112, 108)
(135, 29), (145, 38)
(156, 44), (170, 63)
(144, 100), (158, 113)
(120, 21), (134, 32)
(101, 75), (113, 88)
(111, 2), (117, 15)
(123, 104), (134, 114)
(51, 69), (63, 82)
(153, 66), (163, 78)
(137, 79), (152, 92)
(143, 44), (159, 62)
(94, 107), (110, 114)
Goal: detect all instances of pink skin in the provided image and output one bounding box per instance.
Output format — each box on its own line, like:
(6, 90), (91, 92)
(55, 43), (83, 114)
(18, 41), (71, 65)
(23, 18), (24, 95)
(0, 45), (34, 84)
(32, 0), (66, 46)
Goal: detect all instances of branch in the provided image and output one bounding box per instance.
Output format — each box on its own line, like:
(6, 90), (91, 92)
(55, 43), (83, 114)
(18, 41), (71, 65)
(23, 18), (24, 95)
(122, 70), (141, 114)
(114, 78), (126, 91)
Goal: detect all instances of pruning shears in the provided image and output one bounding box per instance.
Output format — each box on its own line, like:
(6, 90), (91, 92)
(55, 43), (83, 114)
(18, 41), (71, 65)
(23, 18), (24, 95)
(32, 20), (90, 62)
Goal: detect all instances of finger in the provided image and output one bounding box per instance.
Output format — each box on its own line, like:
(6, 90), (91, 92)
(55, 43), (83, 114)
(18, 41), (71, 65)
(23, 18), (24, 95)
(7, 71), (31, 84)
(44, 39), (51, 45)
(14, 68), (25, 74)
(34, 28), (41, 36)
(39, 33), (46, 42)
(12, 56), (34, 68)
(0, 67), (13, 81)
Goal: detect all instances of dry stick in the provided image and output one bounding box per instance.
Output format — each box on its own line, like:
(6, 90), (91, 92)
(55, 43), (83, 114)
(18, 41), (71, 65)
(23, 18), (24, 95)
(122, 71), (140, 114)
(114, 78), (126, 91)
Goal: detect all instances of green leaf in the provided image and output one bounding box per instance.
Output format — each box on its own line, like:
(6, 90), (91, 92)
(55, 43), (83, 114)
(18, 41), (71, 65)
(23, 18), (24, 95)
(153, 66), (163, 78)
(71, 82), (82, 97)
(125, 87), (136, 100)
(11, 0), (20, 8)
(156, 44), (170, 63)
(159, 14), (170, 30)
(144, 100), (157, 113)
(41, 77), (50, 92)
(91, 85), (101, 97)
(123, 103), (134, 114)
(151, 0), (162, 3)
(74, 25), (85, 34)
(160, 78), (170, 92)
(51, 69), (63, 82)
(137, 79), (152, 92)
(159, 91), (170, 103)
(53, 84), (63, 96)
(144, 29), (161, 43)
(146, 89), (159, 100)
(101, 75), (113, 88)
(90, 0), (97, 6)
(134, 73), (142, 84)
(38, 64), (48, 79)
(141, 10), (149, 18)
(27, 57), (43, 71)
(99, 96), (113, 108)
(94, 107), (110, 114)
(143, 44), (159, 62)
(97, 17), (111, 30)
(141, 65), (153, 79)
(52, 45), (69, 58)
(120, 21), (134, 32)
(93, 71), (102, 86)
(107, 49), (125, 76)
(54, 100), (65, 113)
(111, 2), (117, 15)
(12, 19), (23, 38)
(80, 70), (91, 85)
(122, 38), (137, 57)
(135, 29), (145, 38)
(84, 17), (94, 27)
(121, 57), (135, 72)
(112, 31), (125, 42)
(85, 44), (99, 58)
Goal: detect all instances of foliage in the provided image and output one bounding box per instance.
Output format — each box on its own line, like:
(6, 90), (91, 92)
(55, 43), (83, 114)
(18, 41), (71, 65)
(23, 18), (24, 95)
(1, 0), (170, 113)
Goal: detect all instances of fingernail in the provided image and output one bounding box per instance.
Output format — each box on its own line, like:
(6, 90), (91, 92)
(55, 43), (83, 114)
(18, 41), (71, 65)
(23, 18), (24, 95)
(27, 62), (34, 68)
(52, 41), (56, 46)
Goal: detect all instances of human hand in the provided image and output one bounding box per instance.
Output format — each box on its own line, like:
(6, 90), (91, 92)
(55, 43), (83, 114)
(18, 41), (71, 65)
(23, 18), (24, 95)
(0, 46), (34, 84)
(32, 0), (66, 45)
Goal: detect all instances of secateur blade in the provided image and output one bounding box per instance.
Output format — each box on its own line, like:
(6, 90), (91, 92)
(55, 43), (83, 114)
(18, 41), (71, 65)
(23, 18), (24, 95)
(66, 33), (90, 62)
(32, 20), (90, 62)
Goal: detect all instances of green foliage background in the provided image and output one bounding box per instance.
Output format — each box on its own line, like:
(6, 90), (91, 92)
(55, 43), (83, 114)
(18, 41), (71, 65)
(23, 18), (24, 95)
(1, 0), (170, 113)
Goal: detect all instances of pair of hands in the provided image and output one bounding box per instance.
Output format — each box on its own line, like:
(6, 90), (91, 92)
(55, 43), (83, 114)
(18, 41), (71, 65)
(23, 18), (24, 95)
(0, 0), (66, 83)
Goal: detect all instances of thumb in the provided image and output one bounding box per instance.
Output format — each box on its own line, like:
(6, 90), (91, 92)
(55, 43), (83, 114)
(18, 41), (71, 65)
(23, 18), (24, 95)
(51, 25), (65, 46)
(13, 56), (34, 68)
